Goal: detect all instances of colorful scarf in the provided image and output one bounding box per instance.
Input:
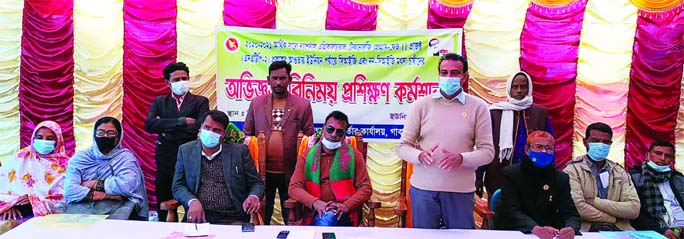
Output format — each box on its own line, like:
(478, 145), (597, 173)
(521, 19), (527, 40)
(304, 143), (358, 226)
(0, 121), (70, 216)
(641, 163), (672, 229)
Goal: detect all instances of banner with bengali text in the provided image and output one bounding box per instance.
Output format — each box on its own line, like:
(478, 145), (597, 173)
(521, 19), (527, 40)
(217, 26), (462, 141)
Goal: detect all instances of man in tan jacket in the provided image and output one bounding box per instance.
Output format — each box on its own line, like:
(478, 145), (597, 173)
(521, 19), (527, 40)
(563, 122), (640, 231)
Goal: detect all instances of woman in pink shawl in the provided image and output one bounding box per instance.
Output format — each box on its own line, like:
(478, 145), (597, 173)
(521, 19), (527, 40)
(0, 121), (70, 221)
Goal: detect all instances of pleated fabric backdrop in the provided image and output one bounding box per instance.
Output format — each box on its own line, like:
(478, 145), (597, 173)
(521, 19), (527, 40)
(0, 0), (683, 227)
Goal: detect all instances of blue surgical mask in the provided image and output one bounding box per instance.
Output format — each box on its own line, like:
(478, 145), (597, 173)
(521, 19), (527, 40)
(587, 143), (610, 161)
(528, 151), (554, 168)
(199, 129), (221, 148)
(439, 76), (461, 96)
(647, 161), (671, 173)
(33, 139), (56, 155)
(171, 80), (190, 96)
(321, 137), (341, 150)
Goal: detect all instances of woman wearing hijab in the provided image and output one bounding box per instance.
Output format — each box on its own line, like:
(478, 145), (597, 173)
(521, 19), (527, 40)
(477, 71), (554, 200)
(64, 117), (148, 220)
(0, 121), (70, 221)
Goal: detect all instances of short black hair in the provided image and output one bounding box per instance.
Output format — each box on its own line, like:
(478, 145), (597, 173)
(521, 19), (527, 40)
(163, 62), (189, 81)
(649, 139), (675, 152)
(324, 111), (350, 129)
(203, 110), (230, 131)
(438, 53), (468, 73)
(585, 122), (613, 139)
(429, 38), (439, 46)
(94, 116), (122, 140)
(268, 61), (292, 76)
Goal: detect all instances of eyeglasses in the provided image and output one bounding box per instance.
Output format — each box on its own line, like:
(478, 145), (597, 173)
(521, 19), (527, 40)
(529, 144), (554, 153)
(95, 130), (118, 137)
(325, 126), (346, 137)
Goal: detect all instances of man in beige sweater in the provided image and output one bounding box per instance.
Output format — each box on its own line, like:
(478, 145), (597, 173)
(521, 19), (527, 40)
(396, 53), (494, 229)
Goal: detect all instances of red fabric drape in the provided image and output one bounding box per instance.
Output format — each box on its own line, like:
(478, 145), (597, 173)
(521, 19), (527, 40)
(427, 1), (473, 92)
(223, 0), (275, 28)
(19, 0), (75, 156)
(325, 0), (377, 31)
(519, 0), (588, 168)
(625, 9), (684, 169)
(123, 0), (177, 209)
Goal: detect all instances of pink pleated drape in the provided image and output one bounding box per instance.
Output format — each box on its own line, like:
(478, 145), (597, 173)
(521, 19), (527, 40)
(19, 0), (75, 156)
(224, 0), (276, 28)
(625, 8), (684, 169)
(519, 0), (588, 167)
(326, 0), (377, 31)
(123, 0), (177, 209)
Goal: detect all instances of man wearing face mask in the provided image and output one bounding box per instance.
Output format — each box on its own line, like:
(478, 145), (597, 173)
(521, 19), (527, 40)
(563, 122), (640, 232)
(172, 110), (264, 225)
(288, 111), (372, 226)
(477, 71), (553, 200)
(494, 131), (580, 239)
(630, 140), (684, 239)
(145, 62), (209, 221)
(397, 53), (494, 229)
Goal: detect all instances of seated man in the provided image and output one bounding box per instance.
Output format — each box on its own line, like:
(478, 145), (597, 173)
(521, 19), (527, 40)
(288, 111), (372, 226)
(64, 117), (148, 220)
(172, 110), (264, 225)
(563, 122), (640, 231)
(495, 131), (580, 239)
(630, 140), (684, 239)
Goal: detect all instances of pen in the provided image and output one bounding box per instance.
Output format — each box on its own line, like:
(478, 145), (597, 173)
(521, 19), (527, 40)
(195, 224), (198, 231)
(235, 165), (239, 174)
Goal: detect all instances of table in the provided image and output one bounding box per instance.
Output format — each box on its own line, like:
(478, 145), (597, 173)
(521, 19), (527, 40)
(0, 215), (607, 239)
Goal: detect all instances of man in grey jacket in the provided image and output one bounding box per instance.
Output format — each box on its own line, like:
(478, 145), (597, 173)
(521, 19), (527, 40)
(173, 110), (264, 224)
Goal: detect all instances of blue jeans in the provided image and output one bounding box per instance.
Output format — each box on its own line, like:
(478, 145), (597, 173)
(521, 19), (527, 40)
(410, 186), (475, 229)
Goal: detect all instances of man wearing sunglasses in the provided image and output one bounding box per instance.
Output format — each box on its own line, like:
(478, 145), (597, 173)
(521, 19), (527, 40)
(244, 61), (314, 224)
(397, 53), (495, 229)
(288, 111), (372, 226)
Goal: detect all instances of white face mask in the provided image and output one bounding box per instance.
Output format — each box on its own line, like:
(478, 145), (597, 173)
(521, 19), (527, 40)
(171, 80), (190, 96)
(321, 137), (342, 150)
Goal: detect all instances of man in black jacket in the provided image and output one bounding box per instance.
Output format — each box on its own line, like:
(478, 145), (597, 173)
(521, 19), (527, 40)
(630, 140), (684, 239)
(495, 131), (581, 239)
(145, 62), (209, 221)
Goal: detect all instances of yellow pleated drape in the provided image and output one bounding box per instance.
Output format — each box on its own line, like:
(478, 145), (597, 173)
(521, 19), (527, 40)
(463, 0), (530, 104)
(676, 74), (684, 173)
(0, 0), (22, 163)
(177, 0), (223, 109)
(366, 142), (402, 227)
(73, 0), (124, 152)
(276, 0), (328, 30)
(377, 0), (428, 30)
(572, 0), (637, 164)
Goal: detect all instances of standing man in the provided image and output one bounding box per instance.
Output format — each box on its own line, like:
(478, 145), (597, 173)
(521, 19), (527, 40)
(244, 61), (314, 224)
(563, 122), (640, 231)
(396, 53), (495, 229)
(145, 62), (209, 221)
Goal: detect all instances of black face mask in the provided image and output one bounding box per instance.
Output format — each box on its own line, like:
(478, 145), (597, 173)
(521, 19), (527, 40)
(95, 137), (117, 153)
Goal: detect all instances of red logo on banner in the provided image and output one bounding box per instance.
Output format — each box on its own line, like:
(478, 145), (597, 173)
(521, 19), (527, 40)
(225, 37), (239, 52)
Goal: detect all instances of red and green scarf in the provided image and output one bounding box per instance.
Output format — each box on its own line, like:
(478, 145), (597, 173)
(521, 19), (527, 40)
(304, 143), (359, 226)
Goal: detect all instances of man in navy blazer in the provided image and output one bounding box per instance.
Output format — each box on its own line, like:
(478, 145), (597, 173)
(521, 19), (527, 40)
(145, 62), (209, 221)
(173, 110), (264, 224)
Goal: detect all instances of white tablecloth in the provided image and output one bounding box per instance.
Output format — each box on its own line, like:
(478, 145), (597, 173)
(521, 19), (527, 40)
(0, 215), (606, 239)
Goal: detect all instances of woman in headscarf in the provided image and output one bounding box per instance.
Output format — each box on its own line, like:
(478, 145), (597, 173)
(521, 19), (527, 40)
(477, 71), (554, 200)
(0, 121), (70, 221)
(64, 117), (148, 220)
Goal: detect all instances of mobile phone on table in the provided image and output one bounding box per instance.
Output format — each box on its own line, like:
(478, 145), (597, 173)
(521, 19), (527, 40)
(241, 223), (255, 232)
(277, 230), (290, 239)
(322, 232), (336, 239)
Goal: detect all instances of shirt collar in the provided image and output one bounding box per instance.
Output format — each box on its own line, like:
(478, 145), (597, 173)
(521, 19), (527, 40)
(202, 144), (222, 161)
(172, 93), (186, 101)
(432, 91), (466, 104)
(584, 156), (608, 172)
